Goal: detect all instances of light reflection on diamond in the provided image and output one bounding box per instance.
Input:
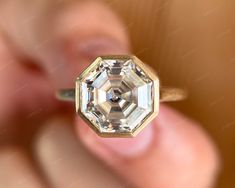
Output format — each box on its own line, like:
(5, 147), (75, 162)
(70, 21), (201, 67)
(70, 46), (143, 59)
(80, 57), (154, 134)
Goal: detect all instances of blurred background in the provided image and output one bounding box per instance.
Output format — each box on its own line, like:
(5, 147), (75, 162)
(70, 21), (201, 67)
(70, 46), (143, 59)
(103, 0), (235, 187)
(0, 0), (234, 187)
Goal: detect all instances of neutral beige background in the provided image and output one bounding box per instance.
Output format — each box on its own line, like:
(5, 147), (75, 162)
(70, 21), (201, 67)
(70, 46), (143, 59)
(102, 0), (235, 187)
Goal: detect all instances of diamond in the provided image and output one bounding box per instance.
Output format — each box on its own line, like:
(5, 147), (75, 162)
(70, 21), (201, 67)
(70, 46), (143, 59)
(77, 56), (159, 136)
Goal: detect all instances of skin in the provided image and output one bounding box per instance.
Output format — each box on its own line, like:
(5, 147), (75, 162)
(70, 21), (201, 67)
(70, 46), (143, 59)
(0, 0), (220, 188)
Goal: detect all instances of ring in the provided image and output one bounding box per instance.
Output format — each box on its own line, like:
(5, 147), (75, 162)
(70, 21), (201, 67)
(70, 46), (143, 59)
(57, 55), (186, 137)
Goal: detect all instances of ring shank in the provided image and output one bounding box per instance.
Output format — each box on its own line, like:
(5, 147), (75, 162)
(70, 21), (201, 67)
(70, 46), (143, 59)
(56, 87), (187, 102)
(160, 87), (187, 102)
(56, 89), (76, 102)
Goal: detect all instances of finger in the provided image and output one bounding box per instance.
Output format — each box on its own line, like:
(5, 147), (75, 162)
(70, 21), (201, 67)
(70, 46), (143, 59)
(46, 1), (129, 87)
(35, 117), (127, 188)
(77, 105), (220, 188)
(0, 1), (129, 87)
(0, 27), (53, 188)
(0, 147), (48, 188)
(0, 31), (57, 141)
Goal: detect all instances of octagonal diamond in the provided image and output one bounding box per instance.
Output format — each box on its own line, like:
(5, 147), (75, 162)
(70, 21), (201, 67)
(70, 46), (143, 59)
(79, 56), (155, 135)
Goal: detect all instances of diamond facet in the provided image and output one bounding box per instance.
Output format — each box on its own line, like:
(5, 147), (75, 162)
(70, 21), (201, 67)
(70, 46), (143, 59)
(77, 56), (159, 136)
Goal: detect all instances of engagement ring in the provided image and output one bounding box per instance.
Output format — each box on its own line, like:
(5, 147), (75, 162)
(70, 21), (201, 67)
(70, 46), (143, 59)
(57, 55), (186, 137)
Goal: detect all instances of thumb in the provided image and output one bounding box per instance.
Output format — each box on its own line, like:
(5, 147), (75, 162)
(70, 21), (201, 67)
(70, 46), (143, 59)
(77, 105), (220, 188)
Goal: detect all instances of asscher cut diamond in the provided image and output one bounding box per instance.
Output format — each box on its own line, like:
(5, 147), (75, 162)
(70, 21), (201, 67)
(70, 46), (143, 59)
(79, 56), (155, 135)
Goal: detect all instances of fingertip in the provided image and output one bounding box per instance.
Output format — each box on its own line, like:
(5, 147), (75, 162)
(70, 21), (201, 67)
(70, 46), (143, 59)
(45, 1), (130, 84)
(77, 105), (220, 188)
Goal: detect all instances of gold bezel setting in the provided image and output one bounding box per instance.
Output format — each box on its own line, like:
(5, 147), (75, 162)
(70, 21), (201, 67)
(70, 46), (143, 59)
(75, 55), (159, 137)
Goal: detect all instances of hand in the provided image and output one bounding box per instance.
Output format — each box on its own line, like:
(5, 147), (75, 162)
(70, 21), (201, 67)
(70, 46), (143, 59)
(0, 1), (219, 188)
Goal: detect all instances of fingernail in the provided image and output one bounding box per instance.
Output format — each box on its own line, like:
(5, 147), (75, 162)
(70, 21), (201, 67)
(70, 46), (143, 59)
(77, 37), (129, 59)
(54, 37), (129, 88)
